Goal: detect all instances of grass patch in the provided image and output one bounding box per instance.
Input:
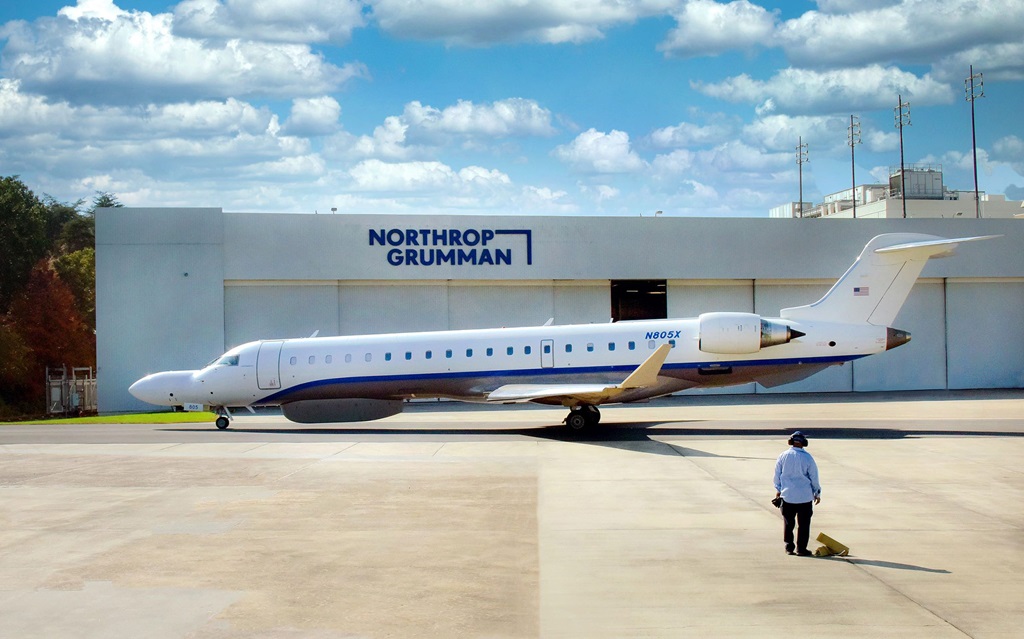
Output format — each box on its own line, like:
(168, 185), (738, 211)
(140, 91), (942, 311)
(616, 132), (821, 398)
(1, 412), (217, 425)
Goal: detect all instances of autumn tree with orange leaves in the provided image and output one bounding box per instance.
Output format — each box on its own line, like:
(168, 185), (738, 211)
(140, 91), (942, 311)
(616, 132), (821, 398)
(8, 260), (96, 388)
(0, 176), (111, 417)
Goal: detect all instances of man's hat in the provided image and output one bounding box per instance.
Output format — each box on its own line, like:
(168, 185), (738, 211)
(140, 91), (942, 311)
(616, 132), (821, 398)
(789, 431), (808, 446)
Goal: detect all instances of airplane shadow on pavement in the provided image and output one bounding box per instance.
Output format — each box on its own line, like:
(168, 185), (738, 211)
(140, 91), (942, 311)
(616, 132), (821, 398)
(159, 422), (1024, 459)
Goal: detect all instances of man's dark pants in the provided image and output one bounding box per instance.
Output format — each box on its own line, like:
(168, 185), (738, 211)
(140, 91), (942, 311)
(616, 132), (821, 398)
(781, 500), (813, 553)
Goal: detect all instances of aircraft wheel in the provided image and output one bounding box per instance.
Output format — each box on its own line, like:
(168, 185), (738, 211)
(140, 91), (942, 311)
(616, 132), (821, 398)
(565, 410), (588, 430)
(583, 405), (601, 426)
(215, 416), (230, 430)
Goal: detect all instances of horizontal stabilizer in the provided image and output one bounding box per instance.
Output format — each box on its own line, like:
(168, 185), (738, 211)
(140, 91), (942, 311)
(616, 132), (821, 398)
(873, 235), (1000, 258)
(487, 344), (672, 406)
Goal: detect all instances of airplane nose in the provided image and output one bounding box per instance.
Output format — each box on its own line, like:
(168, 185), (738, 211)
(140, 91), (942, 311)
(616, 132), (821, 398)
(129, 371), (197, 406)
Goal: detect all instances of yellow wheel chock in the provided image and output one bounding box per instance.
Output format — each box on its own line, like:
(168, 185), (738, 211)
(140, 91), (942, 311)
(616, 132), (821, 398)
(814, 532), (850, 557)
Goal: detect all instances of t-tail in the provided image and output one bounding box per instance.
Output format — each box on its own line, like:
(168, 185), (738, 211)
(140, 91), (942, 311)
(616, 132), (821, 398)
(780, 234), (998, 328)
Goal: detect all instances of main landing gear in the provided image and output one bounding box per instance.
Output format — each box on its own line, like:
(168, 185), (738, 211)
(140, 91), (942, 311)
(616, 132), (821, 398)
(564, 405), (600, 430)
(214, 406), (232, 430)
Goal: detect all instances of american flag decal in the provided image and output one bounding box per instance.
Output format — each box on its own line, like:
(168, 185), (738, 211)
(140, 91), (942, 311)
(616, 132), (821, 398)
(854, 286), (869, 296)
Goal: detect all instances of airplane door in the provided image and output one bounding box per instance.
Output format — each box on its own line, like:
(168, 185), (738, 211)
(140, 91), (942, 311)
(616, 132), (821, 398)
(256, 340), (283, 390)
(541, 339), (554, 368)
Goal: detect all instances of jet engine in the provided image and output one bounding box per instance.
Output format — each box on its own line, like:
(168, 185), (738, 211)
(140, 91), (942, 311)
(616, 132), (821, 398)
(698, 312), (804, 354)
(281, 398), (404, 424)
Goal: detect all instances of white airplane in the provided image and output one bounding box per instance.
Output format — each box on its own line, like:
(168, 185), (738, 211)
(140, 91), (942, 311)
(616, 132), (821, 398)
(130, 233), (993, 430)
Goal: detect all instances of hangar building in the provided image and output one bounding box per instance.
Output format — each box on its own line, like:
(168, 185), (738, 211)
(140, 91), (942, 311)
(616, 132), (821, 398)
(96, 208), (1024, 414)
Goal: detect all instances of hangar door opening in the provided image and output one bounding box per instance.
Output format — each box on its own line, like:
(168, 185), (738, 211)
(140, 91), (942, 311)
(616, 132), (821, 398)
(611, 280), (667, 322)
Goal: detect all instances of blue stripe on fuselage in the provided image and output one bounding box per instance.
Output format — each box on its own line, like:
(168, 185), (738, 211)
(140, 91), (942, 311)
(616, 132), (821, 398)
(257, 354), (866, 404)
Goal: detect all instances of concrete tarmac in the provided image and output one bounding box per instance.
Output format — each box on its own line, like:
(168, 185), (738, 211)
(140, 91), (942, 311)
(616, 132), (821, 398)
(2, 391), (1023, 638)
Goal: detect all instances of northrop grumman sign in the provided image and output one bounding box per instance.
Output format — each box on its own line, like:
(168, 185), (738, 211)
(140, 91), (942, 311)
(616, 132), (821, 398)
(368, 228), (533, 267)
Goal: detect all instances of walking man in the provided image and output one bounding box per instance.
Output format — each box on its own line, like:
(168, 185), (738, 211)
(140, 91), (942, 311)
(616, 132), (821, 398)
(773, 431), (821, 556)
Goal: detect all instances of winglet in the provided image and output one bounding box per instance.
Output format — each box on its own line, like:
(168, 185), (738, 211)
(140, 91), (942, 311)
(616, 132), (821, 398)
(620, 344), (671, 389)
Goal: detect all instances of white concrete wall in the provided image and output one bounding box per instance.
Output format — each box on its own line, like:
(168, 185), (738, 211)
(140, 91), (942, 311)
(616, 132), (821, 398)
(338, 283), (450, 336)
(224, 283), (339, 346)
(96, 208), (224, 413)
(946, 280), (1024, 388)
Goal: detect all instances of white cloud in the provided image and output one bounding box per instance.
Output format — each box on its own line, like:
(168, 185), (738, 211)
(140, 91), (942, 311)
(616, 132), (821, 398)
(651, 149), (695, 176)
(333, 116), (411, 161)
(0, 3), (366, 105)
(649, 120), (732, 148)
(517, 186), (577, 213)
(864, 130), (898, 153)
(458, 165), (512, 187)
(919, 149), (994, 178)
(347, 159), (513, 194)
(813, 0), (901, 13)
(687, 180), (719, 202)
(578, 183), (621, 205)
(282, 97), (342, 136)
(992, 135), (1024, 176)
(402, 98), (556, 140)
(349, 159), (456, 192)
(741, 114), (849, 152)
(148, 99), (275, 137)
(693, 65), (953, 114)
(173, 0), (366, 44)
(659, 0), (777, 58)
(777, 0), (1024, 70)
(58, 0), (126, 21)
(553, 128), (647, 173)
(930, 42), (1024, 83)
(754, 98), (775, 116)
(240, 154), (328, 179)
(0, 79), (276, 140)
(0, 79), (309, 184)
(696, 140), (790, 173)
(369, 0), (674, 45)
(334, 98), (557, 160)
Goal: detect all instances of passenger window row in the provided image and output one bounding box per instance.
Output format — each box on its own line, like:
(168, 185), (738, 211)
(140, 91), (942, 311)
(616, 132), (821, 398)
(286, 339), (669, 366)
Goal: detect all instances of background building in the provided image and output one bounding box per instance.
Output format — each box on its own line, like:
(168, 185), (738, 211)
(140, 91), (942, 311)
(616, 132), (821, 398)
(97, 208), (1024, 413)
(772, 165), (1024, 219)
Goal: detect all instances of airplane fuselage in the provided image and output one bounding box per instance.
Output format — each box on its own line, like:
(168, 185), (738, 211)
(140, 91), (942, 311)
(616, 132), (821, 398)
(130, 316), (891, 410)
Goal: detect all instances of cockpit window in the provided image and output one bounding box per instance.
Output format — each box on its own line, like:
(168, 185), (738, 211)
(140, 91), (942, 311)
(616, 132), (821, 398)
(215, 354), (239, 366)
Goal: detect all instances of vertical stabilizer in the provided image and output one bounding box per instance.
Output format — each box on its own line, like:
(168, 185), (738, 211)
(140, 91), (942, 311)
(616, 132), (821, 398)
(780, 234), (996, 326)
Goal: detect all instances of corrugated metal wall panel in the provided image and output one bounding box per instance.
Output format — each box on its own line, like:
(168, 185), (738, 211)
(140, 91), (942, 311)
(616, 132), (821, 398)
(947, 281), (1024, 388)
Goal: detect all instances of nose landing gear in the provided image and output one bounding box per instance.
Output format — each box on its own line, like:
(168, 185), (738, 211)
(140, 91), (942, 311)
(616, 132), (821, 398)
(564, 404), (600, 430)
(214, 407), (232, 430)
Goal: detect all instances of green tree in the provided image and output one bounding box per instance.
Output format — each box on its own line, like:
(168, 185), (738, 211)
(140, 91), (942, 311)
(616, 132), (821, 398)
(58, 213), (95, 254)
(52, 191), (121, 257)
(0, 319), (32, 409)
(0, 176), (48, 310)
(54, 248), (96, 332)
(88, 191), (123, 213)
(41, 195), (83, 253)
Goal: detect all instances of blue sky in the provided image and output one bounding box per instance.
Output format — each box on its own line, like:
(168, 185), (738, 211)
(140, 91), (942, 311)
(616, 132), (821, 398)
(1, 0), (1021, 216)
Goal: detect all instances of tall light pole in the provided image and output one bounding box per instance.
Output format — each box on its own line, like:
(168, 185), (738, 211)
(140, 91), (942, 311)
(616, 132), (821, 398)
(796, 136), (808, 218)
(965, 65), (984, 218)
(848, 115), (861, 218)
(894, 94), (911, 218)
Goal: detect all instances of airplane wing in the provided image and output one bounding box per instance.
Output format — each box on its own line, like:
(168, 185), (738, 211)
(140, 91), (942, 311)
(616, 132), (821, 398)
(486, 344), (672, 405)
